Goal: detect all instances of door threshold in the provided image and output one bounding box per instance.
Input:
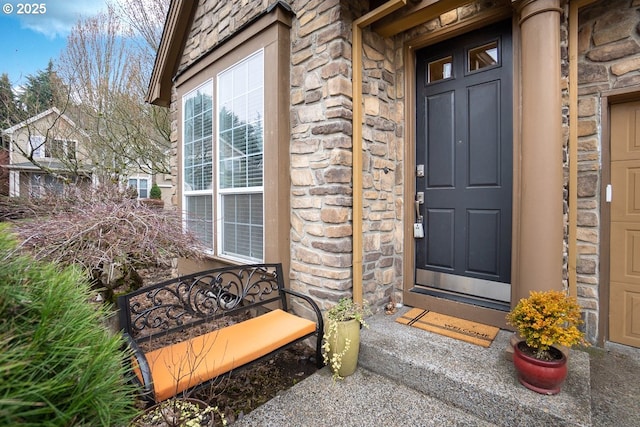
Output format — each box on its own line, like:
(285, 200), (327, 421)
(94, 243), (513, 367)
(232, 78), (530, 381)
(410, 286), (510, 312)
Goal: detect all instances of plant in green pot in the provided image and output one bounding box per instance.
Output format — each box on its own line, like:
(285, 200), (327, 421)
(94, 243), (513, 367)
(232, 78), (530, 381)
(322, 297), (371, 380)
(506, 290), (588, 395)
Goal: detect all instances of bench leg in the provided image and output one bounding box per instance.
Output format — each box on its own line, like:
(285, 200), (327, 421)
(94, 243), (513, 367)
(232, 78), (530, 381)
(316, 335), (325, 368)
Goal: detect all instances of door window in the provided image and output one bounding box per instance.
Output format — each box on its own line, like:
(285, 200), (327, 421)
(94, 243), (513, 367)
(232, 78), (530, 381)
(468, 41), (499, 73)
(428, 56), (453, 83)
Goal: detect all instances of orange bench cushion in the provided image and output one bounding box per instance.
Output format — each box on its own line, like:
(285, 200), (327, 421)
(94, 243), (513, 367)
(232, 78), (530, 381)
(138, 309), (316, 402)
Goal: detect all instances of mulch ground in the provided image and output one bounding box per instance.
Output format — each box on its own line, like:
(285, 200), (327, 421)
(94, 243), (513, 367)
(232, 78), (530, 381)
(191, 343), (318, 424)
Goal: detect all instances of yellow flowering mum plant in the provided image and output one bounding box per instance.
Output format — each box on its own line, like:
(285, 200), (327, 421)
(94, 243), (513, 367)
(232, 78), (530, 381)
(506, 290), (588, 360)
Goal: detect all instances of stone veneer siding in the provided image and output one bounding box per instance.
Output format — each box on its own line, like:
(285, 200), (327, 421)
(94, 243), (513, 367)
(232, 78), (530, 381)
(289, 0), (404, 309)
(289, 0), (371, 310)
(168, 0), (406, 312)
(166, 0), (616, 335)
(288, 0), (521, 311)
(577, 0), (640, 342)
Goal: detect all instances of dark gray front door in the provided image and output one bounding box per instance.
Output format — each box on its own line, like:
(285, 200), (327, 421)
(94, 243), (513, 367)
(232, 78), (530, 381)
(415, 21), (512, 309)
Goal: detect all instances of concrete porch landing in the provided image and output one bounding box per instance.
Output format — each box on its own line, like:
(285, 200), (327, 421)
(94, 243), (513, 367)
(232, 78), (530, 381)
(236, 307), (638, 426)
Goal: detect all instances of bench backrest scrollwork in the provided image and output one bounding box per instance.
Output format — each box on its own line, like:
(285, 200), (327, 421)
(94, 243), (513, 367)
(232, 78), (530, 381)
(118, 263), (286, 345)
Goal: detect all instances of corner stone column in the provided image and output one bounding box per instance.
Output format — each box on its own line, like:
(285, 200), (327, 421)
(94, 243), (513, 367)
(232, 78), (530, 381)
(515, 0), (564, 303)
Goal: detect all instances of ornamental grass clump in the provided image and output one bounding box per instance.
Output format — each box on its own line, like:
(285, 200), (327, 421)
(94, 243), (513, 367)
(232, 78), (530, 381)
(506, 290), (588, 360)
(0, 224), (139, 426)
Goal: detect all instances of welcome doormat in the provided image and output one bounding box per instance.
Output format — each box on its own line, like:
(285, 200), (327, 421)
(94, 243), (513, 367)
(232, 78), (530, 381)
(395, 308), (499, 348)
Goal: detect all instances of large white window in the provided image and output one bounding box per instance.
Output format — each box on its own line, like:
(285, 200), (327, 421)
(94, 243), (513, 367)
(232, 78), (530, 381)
(183, 82), (214, 250)
(127, 177), (150, 199)
(45, 139), (77, 160)
(29, 135), (45, 158)
(29, 173), (64, 197)
(217, 51), (264, 261)
(182, 52), (264, 261)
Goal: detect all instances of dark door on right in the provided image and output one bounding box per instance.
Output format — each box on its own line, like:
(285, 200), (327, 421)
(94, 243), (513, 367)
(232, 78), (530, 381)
(415, 21), (512, 310)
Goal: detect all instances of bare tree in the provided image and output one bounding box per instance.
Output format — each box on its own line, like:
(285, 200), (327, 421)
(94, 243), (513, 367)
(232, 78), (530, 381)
(57, 3), (171, 178)
(112, 0), (168, 54)
(7, 182), (204, 297)
(112, 0), (172, 174)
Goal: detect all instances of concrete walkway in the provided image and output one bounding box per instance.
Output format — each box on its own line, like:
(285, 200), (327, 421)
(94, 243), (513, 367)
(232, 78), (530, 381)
(236, 307), (640, 427)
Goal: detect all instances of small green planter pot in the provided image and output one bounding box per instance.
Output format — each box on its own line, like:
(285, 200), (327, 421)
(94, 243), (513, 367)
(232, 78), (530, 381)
(326, 318), (361, 378)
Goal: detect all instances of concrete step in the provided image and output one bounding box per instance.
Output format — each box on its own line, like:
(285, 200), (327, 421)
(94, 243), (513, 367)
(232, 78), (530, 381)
(358, 307), (592, 426)
(235, 367), (496, 426)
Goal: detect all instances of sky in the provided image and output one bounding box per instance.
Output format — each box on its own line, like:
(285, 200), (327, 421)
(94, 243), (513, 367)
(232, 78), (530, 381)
(0, 0), (108, 87)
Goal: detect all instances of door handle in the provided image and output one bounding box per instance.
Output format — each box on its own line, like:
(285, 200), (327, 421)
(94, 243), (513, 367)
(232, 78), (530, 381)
(415, 192), (424, 222)
(414, 200), (424, 238)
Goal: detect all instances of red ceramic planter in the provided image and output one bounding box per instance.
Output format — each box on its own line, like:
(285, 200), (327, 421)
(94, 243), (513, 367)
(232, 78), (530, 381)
(513, 341), (568, 395)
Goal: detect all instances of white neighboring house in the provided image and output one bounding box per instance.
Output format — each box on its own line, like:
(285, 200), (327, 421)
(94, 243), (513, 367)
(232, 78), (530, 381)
(2, 107), (173, 206)
(2, 107), (94, 197)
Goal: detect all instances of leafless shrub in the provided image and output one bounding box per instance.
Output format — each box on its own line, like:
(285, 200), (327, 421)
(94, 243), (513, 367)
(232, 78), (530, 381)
(0, 180), (98, 220)
(6, 183), (204, 295)
(0, 196), (39, 220)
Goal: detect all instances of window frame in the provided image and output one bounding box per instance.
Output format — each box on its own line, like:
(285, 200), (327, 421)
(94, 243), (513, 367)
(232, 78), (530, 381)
(175, 6), (292, 268)
(465, 36), (502, 77)
(44, 138), (78, 160)
(216, 50), (265, 262)
(29, 172), (64, 197)
(127, 176), (151, 199)
(182, 80), (215, 251)
(29, 135), (45, 158)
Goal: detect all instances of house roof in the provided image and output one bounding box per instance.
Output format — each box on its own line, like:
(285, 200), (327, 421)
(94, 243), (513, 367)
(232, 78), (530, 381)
(3, 161), (92, 174)
(145, 0), (294, 107)
(145, 0), (199, 107)
(1, 107), (89, 139)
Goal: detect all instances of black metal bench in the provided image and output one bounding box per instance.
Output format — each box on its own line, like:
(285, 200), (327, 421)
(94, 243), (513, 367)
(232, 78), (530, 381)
(117, 263), (324, 403)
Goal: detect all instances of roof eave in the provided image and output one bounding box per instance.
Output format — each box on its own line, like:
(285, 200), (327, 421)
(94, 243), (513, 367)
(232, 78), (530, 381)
(146, 0), (198, 107)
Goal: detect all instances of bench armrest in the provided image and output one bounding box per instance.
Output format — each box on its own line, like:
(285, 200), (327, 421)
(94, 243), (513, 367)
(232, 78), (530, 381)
(280, 288), (323, 330)
(280, 288), (325, 368)
(122, 332), (155, 401)
(280, 288), (324, 368)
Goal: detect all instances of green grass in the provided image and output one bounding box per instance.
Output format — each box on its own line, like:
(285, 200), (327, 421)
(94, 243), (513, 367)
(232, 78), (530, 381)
(0, 224), (139, 426)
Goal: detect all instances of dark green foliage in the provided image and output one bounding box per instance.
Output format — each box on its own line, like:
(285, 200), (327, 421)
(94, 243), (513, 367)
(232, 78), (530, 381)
(0, 224), (139, 426)
(149, 182), (162, 199)
(0, 73), (19, 130)
(18, 60), (66, 116)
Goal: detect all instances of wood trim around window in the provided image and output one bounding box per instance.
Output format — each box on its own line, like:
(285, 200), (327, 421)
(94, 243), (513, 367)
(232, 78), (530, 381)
(174, 9), (292, 277)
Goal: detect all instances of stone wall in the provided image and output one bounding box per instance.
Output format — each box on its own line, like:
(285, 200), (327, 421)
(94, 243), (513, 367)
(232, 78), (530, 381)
(172, 0), (408, 312)
(577, 0), (640, 341)
(561, 1), (570, 303)
(287, 0), (358, 309)
(168, 0), (623, 331)
(171, 0), (385, 312)
(360, 18), (403, 307)
(180, 0), (280, 73)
